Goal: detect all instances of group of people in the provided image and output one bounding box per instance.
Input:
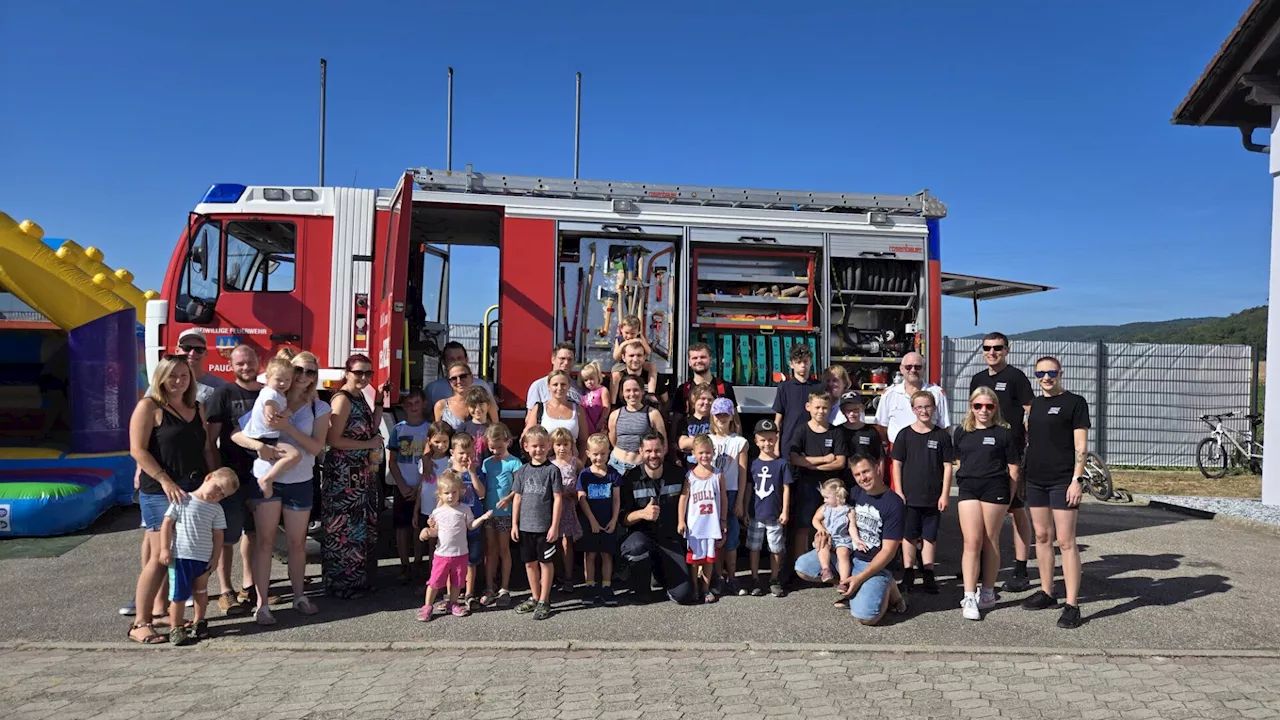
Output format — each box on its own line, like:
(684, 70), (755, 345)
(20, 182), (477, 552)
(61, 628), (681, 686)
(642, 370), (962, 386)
(123, 324), (1091, 645)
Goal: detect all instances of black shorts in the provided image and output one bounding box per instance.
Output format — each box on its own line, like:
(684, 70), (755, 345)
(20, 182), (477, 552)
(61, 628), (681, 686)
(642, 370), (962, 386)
(220, 490), (246, 546)
(904, 505), (941, 542)
(392, 491), (415, 529)
(790, 480), (823, 528)
(519, 530), (559, 565)
(577, 527), (617, 555)
(1026, 478), (1075, 510)
(957, 476), (1011, 505)
(1008, 480), (1026, 511)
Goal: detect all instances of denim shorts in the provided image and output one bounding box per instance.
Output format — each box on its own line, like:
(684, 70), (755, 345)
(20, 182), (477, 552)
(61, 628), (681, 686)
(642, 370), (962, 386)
(273, 480), (314, 512)
(794, 551), (893, 621)
(608, 456), (639, 475)
(138, 492), (170, 532)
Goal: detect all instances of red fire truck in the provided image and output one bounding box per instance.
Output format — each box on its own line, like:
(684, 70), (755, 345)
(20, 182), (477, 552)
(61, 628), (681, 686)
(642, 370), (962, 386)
(149, 167), (1048, 418)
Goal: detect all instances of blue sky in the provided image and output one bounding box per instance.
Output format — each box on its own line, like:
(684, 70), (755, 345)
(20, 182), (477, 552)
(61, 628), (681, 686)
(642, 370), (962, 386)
(0, 1), (1266, 334)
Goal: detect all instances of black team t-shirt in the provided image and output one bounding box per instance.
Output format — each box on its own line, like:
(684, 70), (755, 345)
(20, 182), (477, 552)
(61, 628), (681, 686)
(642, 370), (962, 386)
(1024, 391), (1091, 484)
(952, 426), (1020, 483)
(772, 377), (821, 456)
(204, 383), (261, 481)
(970, 366), (1035, 447)
(789, 424), (850, 488)
(850, 484), (904, 563)
(842, 423), (884, 462)
(890, 425), (954, 507)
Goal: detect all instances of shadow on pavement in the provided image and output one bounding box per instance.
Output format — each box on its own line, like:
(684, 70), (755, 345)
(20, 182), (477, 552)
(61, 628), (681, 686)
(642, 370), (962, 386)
(1077, 552), (1231, 623)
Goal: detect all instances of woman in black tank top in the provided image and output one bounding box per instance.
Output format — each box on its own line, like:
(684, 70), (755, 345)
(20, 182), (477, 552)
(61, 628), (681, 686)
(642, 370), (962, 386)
(127, 356), (210, 644)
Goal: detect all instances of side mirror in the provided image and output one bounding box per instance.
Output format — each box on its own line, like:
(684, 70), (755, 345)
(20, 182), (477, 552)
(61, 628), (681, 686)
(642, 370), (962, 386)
(183, 298), (215, 325)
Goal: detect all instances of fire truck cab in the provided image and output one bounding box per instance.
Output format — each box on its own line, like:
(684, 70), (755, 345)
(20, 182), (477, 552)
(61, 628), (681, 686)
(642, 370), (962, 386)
(150, 168), (1048, 417)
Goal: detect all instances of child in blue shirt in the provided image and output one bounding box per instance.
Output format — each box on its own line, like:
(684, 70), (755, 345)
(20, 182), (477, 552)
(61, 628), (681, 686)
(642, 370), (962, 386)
(480, 422), (521, 608)
(576, 432), (622, 606)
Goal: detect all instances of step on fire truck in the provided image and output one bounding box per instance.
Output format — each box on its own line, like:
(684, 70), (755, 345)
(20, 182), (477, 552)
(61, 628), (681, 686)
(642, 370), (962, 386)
(150, 168), (1050, 419)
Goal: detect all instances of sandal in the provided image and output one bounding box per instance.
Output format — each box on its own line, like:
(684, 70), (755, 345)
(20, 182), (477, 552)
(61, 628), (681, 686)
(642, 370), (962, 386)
(127, 622), (167, 645)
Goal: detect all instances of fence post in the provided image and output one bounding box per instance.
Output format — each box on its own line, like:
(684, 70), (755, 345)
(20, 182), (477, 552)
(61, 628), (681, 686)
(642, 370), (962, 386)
(1096, 340), (1108, 458)
(1251, 343), (1261, 419)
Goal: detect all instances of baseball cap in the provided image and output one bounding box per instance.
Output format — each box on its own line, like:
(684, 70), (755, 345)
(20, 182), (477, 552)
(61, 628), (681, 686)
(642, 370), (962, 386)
(753, 418), (778, 435)
(711, 397), (735, 416)
(839, 391), (863, 406)
(177, 328), (207, 347)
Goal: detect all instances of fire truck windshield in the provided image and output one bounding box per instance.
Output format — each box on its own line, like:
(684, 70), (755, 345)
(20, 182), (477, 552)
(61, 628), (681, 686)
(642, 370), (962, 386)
(224, 220), (297, 292)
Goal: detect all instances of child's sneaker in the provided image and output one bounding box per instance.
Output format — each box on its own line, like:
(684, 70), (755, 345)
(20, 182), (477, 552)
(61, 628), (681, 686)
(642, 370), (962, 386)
(450, 603), (469, 618)
(416, 604), (434, 622)
(169, 625), (195, 646)
(254, 606), (277, 626)
(515, 597), (539, 614)
(601, 585), (618, 606)
(559, 579), (575, 594)
(978, 587), (998, 610)
(735, 580), (749, 597)
(533, 601), (552, 620)
(495, 589), (512, 608)
(900, 567), (917, 593)
(819, 569), (835, 583)
(961, 594), (981, 621)
(921, 569), (940, 595)
(769, 579), (786, 598)
(750, 579), (766, 597)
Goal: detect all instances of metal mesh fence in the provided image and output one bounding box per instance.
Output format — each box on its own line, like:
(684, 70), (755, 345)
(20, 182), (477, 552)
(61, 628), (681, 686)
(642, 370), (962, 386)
(942, 338), (1257, 467)
(421, 323), (489, 385)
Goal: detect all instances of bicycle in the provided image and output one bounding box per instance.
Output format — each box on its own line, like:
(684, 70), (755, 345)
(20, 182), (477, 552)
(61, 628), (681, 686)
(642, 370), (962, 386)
(1080, 451), (1116, 501)
(1195, 411), (1263, 479)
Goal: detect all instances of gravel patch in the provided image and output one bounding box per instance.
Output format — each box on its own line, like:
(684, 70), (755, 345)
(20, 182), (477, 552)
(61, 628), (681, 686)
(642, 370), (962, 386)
(1144, 495), (1280, 526)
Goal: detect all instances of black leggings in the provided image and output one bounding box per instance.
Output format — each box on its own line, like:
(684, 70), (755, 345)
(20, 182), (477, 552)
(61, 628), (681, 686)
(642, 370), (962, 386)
(619, 530), (697, 604)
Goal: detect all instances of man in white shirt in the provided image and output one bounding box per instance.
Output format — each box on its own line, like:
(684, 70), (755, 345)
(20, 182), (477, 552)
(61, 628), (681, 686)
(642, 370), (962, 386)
(874, 351), (951, 445)
(525, 342), (582, 408)
(425, 342), (493, 409)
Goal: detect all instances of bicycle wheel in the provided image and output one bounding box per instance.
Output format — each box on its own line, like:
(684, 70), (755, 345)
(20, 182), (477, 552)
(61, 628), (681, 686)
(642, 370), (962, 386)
(1196, 437), (1228, 479)
(1082, 452), (1113, 501)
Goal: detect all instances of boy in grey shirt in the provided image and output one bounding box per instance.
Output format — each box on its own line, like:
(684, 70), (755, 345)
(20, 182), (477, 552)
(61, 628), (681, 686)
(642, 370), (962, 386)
(160, 468), (239, 645)
(511, 426), (562, 620)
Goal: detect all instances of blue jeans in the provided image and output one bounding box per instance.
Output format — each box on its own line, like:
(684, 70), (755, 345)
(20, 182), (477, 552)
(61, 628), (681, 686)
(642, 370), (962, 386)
(794, 550), (893, 621)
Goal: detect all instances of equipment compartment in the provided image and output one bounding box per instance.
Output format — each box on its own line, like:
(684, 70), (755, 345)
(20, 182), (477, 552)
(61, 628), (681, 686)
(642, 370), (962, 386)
(691, 248), (816, 331)
(828, 256), (923, 399)
(690, 329), (817, 388)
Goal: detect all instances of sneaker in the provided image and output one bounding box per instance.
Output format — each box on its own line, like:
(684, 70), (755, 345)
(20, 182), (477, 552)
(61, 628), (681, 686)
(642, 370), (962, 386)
(308, 520), (322, 535)
(515, 598), (539, 614)
(559, 579), (575, 594)
(961, 594), (981, 621)
(118, 600), (136, 617)
(533, 601), (552, 620)
(169, 625), (195, 646)
(219, 592), (248, 617)
(819, 569), (835, 583)
(978, 587), (997, 610)
(1023, 590), (1058, 610)
(450, 603), (469, 617)
(495, 589), (512, 608)
(601, 585), (618, 606)
(294, 597), (319, 616)
(736, 582), (749, 597)
(254, 606), (277, 626)
(416, 604), (434, 622)
(900, 567), (917, 593)
(1057, 603), (1082, 629)
(750, 579), (766, 597)
(769, 580), (786, 598)
(921, 570), (939, 595)
(193, 619), (211, 640)
(1003, 574), (1032, 592)
(703, 588), (719, 604)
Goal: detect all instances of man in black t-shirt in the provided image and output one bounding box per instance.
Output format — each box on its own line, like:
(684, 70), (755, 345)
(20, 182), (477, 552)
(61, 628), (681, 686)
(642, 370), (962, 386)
(668, 342), (738, 416)
(969, 331), (1035, 592)
(203, 345), (264, 615)
(618, 433), (696, 604)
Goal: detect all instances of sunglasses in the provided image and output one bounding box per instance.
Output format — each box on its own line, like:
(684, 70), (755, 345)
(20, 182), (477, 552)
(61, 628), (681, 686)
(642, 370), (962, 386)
(902, 364), (923, 371)
(448, 373), (472, 383)
(350, 370), (373, 379)
(295, 368), (319, 378)
(982, 344), (1005, 352)
(179, 345), (207, 355)
(1034, 370), (1061, 379)
(971, 402), (996, 411)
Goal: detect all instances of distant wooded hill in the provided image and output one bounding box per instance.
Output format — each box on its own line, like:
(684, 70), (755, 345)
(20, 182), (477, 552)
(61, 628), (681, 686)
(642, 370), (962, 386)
(973, 306), (1267, 354)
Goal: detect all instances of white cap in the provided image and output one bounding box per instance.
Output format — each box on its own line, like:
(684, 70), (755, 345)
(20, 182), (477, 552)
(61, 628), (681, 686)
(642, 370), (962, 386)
(177, 328), (207, 346)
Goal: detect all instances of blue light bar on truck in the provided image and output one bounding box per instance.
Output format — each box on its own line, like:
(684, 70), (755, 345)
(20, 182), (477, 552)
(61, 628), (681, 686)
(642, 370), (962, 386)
(201, 184), (247, 203)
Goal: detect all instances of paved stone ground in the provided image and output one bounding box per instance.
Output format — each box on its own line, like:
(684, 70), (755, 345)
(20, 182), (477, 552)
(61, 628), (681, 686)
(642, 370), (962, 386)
(3, 498), (1280, 651)
(3, 646), (1280, 720)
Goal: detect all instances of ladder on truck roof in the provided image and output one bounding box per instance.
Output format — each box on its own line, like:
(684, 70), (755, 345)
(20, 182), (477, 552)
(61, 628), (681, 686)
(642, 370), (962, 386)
(411, 167), (947, 218)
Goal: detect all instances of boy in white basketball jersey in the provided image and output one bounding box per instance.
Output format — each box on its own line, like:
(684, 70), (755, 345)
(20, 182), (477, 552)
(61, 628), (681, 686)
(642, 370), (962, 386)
(678, 434), (728, 603)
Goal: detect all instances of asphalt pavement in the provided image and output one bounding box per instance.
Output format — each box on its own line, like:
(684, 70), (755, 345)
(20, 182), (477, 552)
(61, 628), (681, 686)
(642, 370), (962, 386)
(2, 497), (1277, 652)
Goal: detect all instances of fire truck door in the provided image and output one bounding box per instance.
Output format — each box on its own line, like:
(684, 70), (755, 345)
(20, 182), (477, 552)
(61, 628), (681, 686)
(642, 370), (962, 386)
(373, 172), (414, 399)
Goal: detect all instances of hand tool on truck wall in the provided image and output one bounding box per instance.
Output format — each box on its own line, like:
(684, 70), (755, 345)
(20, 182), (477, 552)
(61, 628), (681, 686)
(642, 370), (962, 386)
(559, 266), (569, 342)
(571, 266), (585, 360)
(581, 242), (596, 360)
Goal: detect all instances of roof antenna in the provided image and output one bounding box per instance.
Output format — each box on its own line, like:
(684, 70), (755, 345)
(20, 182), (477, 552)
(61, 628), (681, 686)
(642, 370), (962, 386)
(574, 72), (582, 179)
(318, 58), (327, 186)
(446, 67), (454, 172)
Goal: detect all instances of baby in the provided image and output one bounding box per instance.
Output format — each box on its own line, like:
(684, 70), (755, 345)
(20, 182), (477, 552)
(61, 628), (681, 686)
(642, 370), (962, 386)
(239, 357), (301, 498)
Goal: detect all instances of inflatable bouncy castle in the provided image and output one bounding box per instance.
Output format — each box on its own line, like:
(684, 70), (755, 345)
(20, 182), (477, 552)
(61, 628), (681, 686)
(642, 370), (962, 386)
(0, 212), (154, 536)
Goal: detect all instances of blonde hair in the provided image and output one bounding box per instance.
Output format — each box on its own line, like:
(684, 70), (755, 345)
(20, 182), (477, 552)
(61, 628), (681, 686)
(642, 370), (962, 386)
(149, 355), (196, 408)
(275, 346), (298, 362)
(586, 432), (611, 454)
(711, 410), (740, 436)
(579, 361), (602, 387)
(962, 386), (1009, 432)
(522, 425), (551, 446)
(550, 427), (575, 448)
(823, 365), (852, 394)
(620, 315), (641, 332)
(821, 478), (847, 503)
(290, 351), (321, 403)
(691, 434), (715, 453)
(485, 422), (512, 443)
(265, 356), (294, 379)
(206, 467), (240, 494)
(436, 469), (463, 498)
